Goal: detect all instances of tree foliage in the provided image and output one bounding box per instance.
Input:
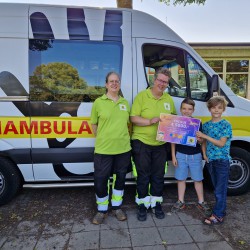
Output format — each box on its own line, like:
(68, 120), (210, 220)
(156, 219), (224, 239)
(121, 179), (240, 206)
(158, 0), (206, 6)
(30, 62), (106, 102)
(30, 62), (88, 102)
(226, 74), (247, 98)
(116, 0), (206, 8)
(29, 39), (54, 51)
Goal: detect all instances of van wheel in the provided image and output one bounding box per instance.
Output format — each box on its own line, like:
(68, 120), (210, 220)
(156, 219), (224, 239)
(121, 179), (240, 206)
(0, 157), (22, 205)
(227, 147), (250, 196)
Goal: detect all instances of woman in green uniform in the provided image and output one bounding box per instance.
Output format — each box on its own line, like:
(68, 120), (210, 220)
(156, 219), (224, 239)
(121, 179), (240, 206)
(130, 68), (176, 221)
(91, 72), (131, 225)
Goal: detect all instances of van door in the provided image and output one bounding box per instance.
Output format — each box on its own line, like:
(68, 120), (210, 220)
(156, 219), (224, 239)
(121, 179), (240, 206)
(134, 38), (214, 176)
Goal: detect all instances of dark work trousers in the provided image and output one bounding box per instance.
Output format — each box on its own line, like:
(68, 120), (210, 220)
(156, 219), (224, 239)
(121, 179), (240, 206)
(131, 139), (167, 198)
(94, 151), (131, 210)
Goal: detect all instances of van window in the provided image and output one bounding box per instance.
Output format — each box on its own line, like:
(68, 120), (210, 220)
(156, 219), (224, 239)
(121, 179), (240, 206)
(143, 44), (210, 101)
(187, 54), (209, 100)
(29, 39), (123, 102)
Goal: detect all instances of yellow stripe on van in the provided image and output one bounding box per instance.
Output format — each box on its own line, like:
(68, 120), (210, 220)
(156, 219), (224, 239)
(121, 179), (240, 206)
(197, 116), (250, 137)
(0, 117), (95, 138)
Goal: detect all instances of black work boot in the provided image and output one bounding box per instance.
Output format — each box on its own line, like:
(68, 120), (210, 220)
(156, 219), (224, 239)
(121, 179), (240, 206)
(137, 204), (147, 221)
(152, 202), (165, 219)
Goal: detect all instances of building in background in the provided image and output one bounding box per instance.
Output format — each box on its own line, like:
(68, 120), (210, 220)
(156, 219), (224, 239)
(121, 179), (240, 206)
(190, 43), (250, 99)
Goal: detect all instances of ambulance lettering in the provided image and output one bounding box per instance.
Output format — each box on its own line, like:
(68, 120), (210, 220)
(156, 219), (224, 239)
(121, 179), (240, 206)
(0, 118), (93, 138)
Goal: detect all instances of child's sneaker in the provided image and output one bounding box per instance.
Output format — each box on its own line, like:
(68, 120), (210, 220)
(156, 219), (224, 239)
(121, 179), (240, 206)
(197, 202), (212, 217)
(171, 200), (186, 213)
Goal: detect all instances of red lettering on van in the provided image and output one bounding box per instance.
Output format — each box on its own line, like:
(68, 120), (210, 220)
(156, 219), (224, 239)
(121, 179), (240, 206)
(40, 121), (52, 134)
(78, 121), (92, 134)
(4, 121), (18, 134)
(20, 121), (38, 134)
(54, 121), (66, 134)
(68, 121), (77, 134)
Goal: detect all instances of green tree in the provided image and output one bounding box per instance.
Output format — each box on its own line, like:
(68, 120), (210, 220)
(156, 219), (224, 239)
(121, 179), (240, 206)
(158, 0), (206, 6)
(226, 74), (247, 98)
(29, 39), (54, 51)
(116, 0), (206, 8)
(30, 62), (88, 102)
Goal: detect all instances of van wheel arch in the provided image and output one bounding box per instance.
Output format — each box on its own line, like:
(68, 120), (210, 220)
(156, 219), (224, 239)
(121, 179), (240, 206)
(0, 157), (22, 205)
(227, 147), (250, 196)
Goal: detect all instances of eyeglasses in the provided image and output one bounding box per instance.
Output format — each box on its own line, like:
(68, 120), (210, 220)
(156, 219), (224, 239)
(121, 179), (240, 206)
(156, 78), (168, 85)
(108, 80), (120, 84)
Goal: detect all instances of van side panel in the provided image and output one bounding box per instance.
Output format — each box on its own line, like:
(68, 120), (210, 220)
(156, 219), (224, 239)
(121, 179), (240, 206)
(0, 4), (28, 38)
(0, 5), (133, 183)
(27, 6), (132, 181)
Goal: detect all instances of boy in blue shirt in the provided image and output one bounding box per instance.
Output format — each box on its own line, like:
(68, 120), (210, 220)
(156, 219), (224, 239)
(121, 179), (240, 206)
(197, 96), (232, 225)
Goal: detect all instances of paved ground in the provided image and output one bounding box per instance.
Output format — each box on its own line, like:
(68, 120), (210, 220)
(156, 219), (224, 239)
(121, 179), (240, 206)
(0, 184), (249, 250)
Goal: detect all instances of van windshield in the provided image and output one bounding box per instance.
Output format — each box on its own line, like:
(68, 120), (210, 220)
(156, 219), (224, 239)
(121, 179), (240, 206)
(143, 44), (210, 101)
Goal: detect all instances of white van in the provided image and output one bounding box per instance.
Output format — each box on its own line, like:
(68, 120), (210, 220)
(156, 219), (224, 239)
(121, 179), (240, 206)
(0, 3), (249, 204)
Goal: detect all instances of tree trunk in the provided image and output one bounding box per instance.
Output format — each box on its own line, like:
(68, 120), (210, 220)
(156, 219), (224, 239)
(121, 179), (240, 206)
(116, 0), (133, 8)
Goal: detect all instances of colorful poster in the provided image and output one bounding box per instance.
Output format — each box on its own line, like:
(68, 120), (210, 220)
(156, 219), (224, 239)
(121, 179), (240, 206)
(156, 114), (201, 147)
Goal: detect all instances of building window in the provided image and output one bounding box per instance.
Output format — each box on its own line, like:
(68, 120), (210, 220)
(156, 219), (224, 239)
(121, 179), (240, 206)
(226, 74), (248, 98)
(206, 59), (249, 98)
(226, 60), (249, 72)
(206, 60), (223, 73)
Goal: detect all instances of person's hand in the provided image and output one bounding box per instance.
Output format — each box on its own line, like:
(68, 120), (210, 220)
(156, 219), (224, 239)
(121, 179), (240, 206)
(172, 157), (178, 166)
(149, 117), (160, 125)
(196, 131), (206, 139)
(197, 136), (203, 143)
(203, 154), (209, 163)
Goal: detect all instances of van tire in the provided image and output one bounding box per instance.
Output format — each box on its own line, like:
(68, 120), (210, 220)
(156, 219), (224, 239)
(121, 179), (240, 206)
(228, 147), (250, 196)
(0, 157), (22, 205)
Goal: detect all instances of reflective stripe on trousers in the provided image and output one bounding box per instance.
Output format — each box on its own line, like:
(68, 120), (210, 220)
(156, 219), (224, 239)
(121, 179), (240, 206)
(135, 195), (151, 209)
(111, 188), (124, 207)
(111, 173), (124, 207)
(150, 196), (163, 208)
(96, 174), (124, 210)
(96, 195), (109, 211)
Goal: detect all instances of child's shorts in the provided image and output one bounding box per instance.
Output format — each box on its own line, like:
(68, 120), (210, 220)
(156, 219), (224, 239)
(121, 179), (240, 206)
(174, 152), (203, 181)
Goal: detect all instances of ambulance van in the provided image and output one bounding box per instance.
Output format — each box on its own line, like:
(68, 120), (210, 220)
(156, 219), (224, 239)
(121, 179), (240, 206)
(0, 3), (250, 205)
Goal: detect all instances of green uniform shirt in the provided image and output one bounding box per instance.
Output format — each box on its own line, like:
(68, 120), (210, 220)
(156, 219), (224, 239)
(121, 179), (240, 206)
(130, 88), (176, 146)
(91, 94), (131, 154)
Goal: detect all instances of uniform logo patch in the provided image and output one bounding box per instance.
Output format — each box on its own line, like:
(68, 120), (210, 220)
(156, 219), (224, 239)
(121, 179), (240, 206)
(164, 103), (170, 110)
(119, 104), (127, 111)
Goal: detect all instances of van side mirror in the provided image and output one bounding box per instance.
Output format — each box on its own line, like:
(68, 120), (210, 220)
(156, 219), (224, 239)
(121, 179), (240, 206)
(209, 74), (220, 98)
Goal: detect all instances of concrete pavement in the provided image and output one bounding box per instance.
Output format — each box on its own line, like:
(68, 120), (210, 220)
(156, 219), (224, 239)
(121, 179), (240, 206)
(0, 185), (249, 249)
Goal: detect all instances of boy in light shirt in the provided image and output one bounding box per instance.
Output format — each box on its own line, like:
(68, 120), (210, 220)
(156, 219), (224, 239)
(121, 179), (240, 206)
(197, 96), (232, 225)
